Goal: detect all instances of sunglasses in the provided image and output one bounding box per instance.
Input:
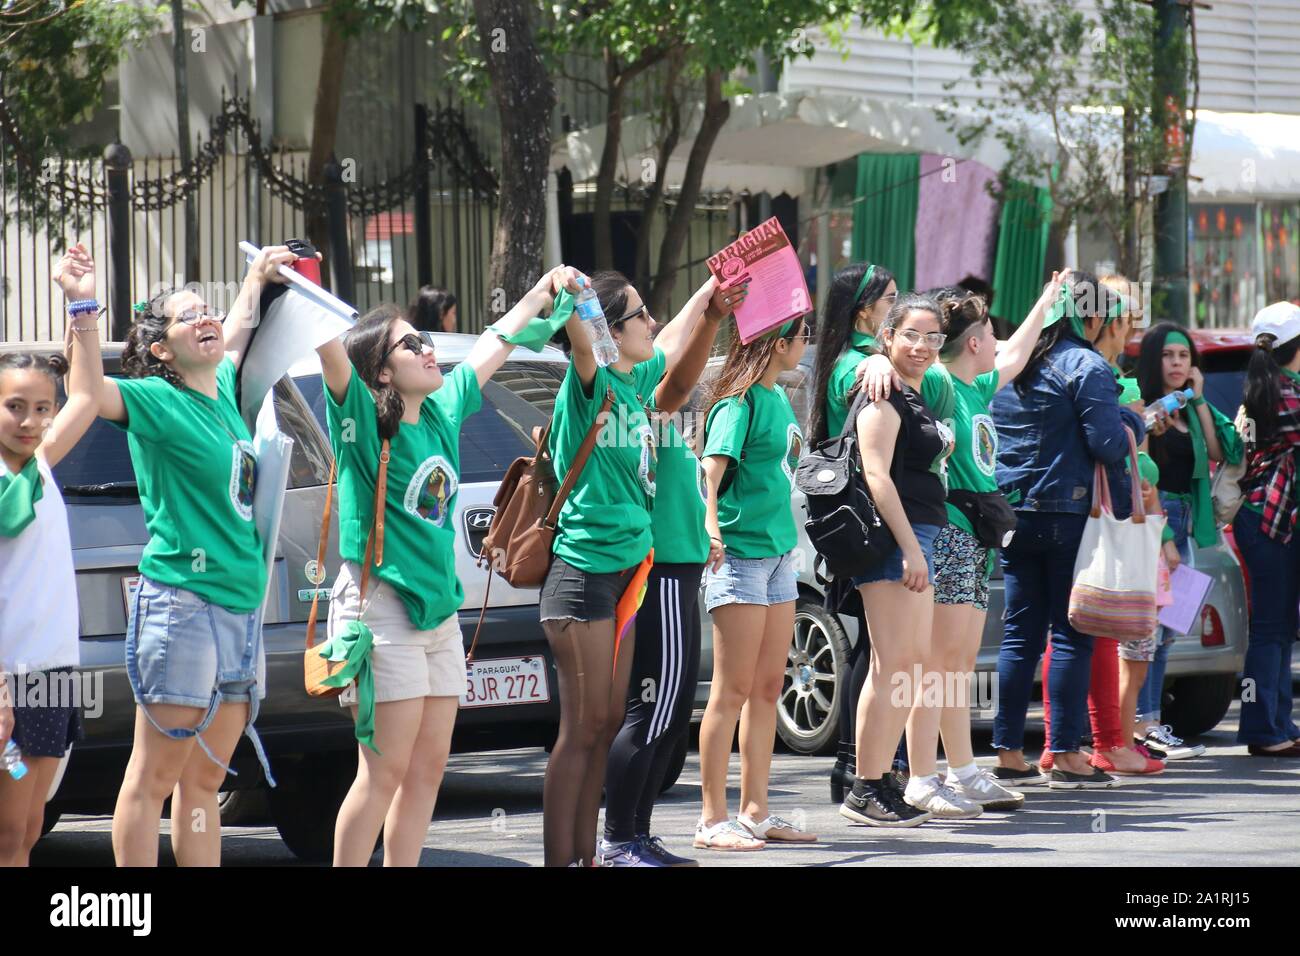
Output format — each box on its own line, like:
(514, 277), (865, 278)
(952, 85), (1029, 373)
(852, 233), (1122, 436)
(383, 331), (436, 365)
(614, 304), (651, 326)
(890, 327), (947, 350)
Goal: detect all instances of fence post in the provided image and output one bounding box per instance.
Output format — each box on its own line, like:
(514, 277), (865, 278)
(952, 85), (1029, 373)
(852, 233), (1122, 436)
(324, 156), (354, 306)
(414, 103), (433, 289)
(104, 142), (133, 341)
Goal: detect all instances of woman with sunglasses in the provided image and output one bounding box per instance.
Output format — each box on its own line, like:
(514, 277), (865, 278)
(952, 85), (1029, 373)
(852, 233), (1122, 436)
(836, 296), (954, 827)
(806, 263), (898, 803)
(88, 246), (297, 866)
(314, 265), (583, 867)
(695, 315), (816, 851)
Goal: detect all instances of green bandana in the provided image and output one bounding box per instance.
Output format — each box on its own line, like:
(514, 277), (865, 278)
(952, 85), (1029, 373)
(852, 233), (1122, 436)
(1043, 282), (1123, 341)
(487, 288), (578, 353)
(318, 620), (378, 752)
(1164, 329), (1192, 350)
(853, 264), (877, 306)
(0, 457), (45, 538)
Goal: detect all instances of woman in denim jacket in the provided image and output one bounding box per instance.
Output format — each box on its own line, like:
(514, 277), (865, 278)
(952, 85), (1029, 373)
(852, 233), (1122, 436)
(988, 272), (1147, 789)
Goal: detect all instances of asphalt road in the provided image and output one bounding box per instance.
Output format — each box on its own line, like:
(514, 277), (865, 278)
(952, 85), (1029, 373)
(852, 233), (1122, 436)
(30, 699), (1300, 867)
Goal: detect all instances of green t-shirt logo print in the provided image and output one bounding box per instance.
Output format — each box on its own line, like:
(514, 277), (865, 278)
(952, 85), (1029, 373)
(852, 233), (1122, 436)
(404, 455), (457, 526)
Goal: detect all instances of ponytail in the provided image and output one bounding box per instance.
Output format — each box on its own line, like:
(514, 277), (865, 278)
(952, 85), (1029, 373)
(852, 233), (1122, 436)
(1244, 334), (1300, 442)
(121, 289), (186, 390)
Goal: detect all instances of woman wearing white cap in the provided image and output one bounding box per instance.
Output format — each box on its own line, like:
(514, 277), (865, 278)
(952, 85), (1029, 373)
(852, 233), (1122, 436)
(1234, 301), (1300, 757)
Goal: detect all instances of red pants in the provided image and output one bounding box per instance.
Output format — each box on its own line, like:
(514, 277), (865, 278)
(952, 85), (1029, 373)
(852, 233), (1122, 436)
(1041, 637), (1125, 752)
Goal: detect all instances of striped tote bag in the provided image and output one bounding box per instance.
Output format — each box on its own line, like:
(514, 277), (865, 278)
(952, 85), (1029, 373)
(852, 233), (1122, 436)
(1067, 429), (1166, 640)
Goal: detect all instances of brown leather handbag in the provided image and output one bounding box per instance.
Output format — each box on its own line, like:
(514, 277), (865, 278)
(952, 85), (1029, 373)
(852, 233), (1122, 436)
(467, 389), (613, 664)
(303, 440), (390, 698)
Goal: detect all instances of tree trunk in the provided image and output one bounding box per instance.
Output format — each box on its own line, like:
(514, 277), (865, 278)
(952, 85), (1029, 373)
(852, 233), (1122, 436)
(633, 50), (685, 291)
(593, 52), (624, 273)
(1122, 106), (1138, 279)
(474, 0), (556, 314)
(647, 68), (729, 321)
(306, 13), (349, 286)
(169, 0), (199, 285)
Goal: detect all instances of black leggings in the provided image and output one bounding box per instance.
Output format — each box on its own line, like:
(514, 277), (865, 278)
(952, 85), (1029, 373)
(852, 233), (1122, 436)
(603, 563), (704, 842)
(838, 606), (908, 771)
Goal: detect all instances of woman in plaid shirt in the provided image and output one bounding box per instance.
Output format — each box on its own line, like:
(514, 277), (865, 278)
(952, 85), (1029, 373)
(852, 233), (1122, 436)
(1235, 302), (1300, 757)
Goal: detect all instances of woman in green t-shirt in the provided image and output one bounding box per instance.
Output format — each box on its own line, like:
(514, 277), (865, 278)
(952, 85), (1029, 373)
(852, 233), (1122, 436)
(314, 265), (584, 868)
(91, 245), (298, 867)
(538, 270), (705, 868)
(695, 315), (815, 851)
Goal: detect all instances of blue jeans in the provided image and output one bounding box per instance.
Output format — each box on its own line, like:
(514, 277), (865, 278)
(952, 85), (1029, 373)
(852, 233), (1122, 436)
(1137, 495), (1193, 721)
(995, 511), (1095, 754)
(1231, 510), (1300, 746)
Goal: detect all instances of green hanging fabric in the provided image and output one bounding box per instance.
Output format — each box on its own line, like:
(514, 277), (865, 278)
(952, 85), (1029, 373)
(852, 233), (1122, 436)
(487, 289), (577, 353)
(319, 620), (378, 752)
(851, 153), (919, 293)
(992, 180), (1053, 327)
(0, 457), (45, 538)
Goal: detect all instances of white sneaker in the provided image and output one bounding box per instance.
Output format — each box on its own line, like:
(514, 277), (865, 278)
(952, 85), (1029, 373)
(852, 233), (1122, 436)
(904, 776), (983, 819)
(945, 769), (1026, 811)
(1139, 725), (1206, 760)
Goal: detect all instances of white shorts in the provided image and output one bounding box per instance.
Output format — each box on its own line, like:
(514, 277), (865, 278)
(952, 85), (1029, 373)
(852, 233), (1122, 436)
(327, 561), (466, 703)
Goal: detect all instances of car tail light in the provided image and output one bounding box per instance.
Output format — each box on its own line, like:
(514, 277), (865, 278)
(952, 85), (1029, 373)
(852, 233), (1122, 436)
(1200, 604), (1226, 647)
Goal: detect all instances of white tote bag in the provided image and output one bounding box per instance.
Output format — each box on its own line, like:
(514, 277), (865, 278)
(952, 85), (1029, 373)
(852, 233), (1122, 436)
(1067, 428), (1166, 640)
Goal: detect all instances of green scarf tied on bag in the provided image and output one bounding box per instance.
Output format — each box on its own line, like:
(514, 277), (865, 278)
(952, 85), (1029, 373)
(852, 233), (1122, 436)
(318, 620), (378, 752)
(488, 288), (577, 352)
(1181, 396), (1245, 548)
(0, 457), (45, 538)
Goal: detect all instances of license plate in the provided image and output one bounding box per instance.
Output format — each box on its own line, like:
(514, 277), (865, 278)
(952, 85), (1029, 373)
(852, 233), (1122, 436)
(460, 656), (550, 709)
(121, 575), (140, 618)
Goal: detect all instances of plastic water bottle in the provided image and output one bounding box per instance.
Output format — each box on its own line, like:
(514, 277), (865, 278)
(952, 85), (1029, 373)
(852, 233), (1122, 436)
(2, 739), (27, 781)
(574, 277), (619, 367)
(1144, 387), (1195, 426)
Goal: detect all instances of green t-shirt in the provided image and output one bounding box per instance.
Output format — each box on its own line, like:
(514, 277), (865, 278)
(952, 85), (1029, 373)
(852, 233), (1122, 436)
(703, 382), (802, 559)
(825, 331), (876, 438)
(325, 361), (481, 630)
(113, 357), (266, 612)
(649, 402), (710, 566)
(922, 364), (999, 535)
(550, 349), (666, 573)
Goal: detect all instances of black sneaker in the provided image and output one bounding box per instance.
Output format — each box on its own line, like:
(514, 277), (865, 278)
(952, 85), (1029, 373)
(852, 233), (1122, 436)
(840, 776), (931, 828)
(990, 763), (1049, 787)
(1048, 766), (1119, 790)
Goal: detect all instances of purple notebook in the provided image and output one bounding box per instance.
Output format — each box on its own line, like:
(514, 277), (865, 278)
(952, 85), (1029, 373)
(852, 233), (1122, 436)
(1157, 565), (1214, 635)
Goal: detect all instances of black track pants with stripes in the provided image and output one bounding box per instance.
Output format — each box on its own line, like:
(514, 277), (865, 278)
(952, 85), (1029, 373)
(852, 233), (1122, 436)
(603, 562), (705, 843)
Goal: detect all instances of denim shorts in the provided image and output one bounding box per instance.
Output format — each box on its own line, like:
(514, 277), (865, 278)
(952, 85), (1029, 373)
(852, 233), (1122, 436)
(125, 575), (274, 783)
(851, 522), (942, 587)
(539, 556), (636, 623)
(704, 551), (799, 612)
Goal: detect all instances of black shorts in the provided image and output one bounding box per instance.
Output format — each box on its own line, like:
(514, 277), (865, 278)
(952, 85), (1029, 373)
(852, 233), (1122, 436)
(8, 668), (84, 759)
(539, 556), (636, 623)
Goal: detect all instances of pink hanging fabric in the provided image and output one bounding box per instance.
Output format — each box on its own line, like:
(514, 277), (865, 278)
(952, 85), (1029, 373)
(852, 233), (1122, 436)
(912, 155), (1000, 292)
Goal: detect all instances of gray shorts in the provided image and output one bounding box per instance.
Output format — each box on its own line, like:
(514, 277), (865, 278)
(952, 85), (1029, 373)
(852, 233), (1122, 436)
(539, 556), (636, 623)
(704, 551), (799, 612)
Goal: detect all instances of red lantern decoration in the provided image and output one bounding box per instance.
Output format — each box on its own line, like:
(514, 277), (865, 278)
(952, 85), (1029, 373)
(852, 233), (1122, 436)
(1216, 208), (1227, 232)
(1233, 216), (1243, 238)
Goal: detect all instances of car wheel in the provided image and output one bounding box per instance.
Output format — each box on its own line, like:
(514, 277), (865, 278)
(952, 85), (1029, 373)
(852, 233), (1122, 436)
(776, 599), (851, 755)
(1163, 672), (1238, 739)
(269, 752), (362, 864)
(218, 787), (270, 827)
(658, 733), (689, 794)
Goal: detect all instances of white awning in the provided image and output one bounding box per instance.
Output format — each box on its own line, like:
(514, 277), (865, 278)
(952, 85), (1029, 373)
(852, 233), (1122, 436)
(551, 91), (1300, 202)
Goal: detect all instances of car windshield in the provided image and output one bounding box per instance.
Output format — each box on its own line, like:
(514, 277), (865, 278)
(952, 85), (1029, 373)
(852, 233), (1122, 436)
(51, 417), (138, 497)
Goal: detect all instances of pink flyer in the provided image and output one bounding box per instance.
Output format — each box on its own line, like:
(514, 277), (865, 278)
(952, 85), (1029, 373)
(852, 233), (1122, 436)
(706, 217), (812, 344)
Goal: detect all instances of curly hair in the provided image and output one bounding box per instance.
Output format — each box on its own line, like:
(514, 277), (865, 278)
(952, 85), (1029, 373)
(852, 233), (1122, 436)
(121, 287), (186, 389)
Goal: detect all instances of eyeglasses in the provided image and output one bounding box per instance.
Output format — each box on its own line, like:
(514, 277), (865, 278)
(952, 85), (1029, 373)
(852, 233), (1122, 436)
(890, 328), (947, 350)
(383, 331), (436, 365)
(168, 307), (226, 327)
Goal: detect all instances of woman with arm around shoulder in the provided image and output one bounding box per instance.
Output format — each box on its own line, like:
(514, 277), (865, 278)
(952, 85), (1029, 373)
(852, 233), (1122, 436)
(694, 314), (815, 850)
(1232, 302), (1300, 756)
(313, 265), (583, 866)
(0, 245), (103, 866)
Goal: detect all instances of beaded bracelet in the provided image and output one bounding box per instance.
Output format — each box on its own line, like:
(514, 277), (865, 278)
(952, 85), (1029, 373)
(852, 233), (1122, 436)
(67, 299), (100, 316)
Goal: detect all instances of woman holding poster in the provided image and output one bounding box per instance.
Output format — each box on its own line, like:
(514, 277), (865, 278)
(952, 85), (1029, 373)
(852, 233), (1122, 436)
(694, 315), (815, 851)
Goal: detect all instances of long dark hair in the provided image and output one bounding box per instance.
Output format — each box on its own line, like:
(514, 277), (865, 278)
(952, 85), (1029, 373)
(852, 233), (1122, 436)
(698, 316), (805, 452)
(554, 270), (635, 356)
(121, 287), (186, 389)
(1136, 322), (1201, 406)
(409, 286), (457, 333)
(1244, 332), (1300, 443)
(344, 303), (407, 440)
(0, 351), (70, 393)
(809, 262), (895, 444)
(1013, 270), (1118, 393)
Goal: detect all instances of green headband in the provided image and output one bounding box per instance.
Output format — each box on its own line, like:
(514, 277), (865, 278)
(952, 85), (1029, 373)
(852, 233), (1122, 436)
(1165, 329), (1192, 349)
(853, 264), (877, 306)
(761, 318), (798, 341)
(1043, 282), (1124, 340)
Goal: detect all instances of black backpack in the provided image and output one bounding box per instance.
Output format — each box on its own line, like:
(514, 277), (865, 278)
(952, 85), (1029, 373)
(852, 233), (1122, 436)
(795, 388), (895, 578)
